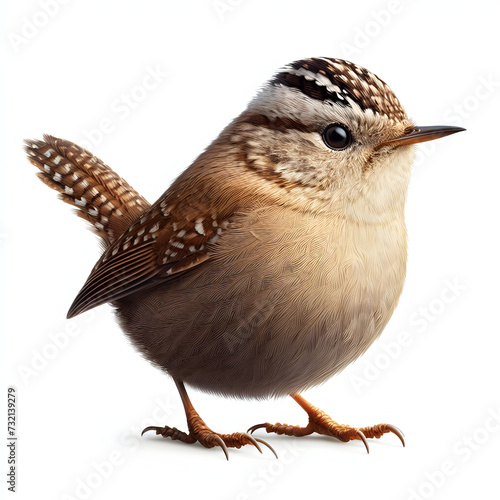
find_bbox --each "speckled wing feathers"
[66,192,227,318]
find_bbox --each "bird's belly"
[116,209,407,399]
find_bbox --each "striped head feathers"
[227,57,416,218]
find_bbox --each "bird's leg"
[142,379,277,460]
[248,394,404,454]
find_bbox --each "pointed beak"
[383,125,466,147]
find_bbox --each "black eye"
[322,124,352,150]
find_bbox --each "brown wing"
[66,195,229,318]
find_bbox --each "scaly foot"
[248,394,404,454]
[142,404,277,460]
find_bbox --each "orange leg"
[142,380,277,460]
[248,394,405,454]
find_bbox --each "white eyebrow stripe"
[286,67,342,94]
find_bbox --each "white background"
[1,1,499,499]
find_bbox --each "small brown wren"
[26,57,464,459]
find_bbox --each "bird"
[25,57,464,459]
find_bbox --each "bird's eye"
[322,124,352,150]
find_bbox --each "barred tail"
[25,135,150,247]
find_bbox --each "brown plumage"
[26,58,464,459]
[26,135,150,246]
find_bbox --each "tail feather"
[25,135,150,247]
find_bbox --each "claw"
[243,433,263,454]
[387,424,405,447]
[213,434,229,461]
[141,426,160,436]
[254,437,279,459]
[356,429,369,454]
[247,423,267,435]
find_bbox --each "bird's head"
[224,57,464,221]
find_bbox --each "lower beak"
[383,125,466,147]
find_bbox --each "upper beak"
[383,125,466,147]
